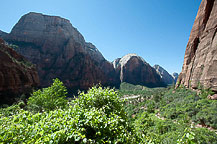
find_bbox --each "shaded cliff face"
[172,73,179,83]
[177,0,217,91]
[113,54,166,87]
[153,65,175,85]
[0,39,39,104]
[4,12,119,91]
[0,30,7,38]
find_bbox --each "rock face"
[113,54,166,87]
[0,39,39,104]
[172,73,179,83]
[0,30,7,38]
[153,65,175,85]
[3,12,119,92]
[177,0,217,91]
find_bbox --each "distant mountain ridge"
[153,65,177,85]
[113,54,166,87]
[0,12,174,94]
[2,12,119,92]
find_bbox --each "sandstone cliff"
[0,39,39,104]
[153,65,175,85]
[3,12,119,92]
[177,0,217,91]
[113,54,166,87]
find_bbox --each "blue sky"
[0,0,201,74]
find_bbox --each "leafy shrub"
[122,83,217,143]
[193,128,217,143]
[177,127,217,144]
[0,86,137,143]
[195,100,217,128]
[0,103,21,117]
[177,128,196,144]
[1,82,217,143]
[145,100,156,113]
[199,88,214,99]
[159,87,217,129]
[27,78,68,112]
[133,111,187,143]
[71,86,137,143]
[75,86,124,115]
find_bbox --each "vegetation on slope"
[0,81,217,143]
[120,82,217,143]
[0,80,136,143]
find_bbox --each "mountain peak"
[153,64,175,85]
[113,54,165,87]
[8,12,84,47]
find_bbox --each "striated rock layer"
[153,65,175,85]
[3,12,119,92]
[0,39,39,104]
[113,54,166,87]
[176,0,217,91]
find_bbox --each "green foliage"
[199,88,214,99]
[0,103,21,117]
[177,127,217,144]
[134,111,188,143]
[75,86,124,115]
[193,128,217,143]
[9,44,19,49]
[195,100,217,128]
[159,88,217,128]
[0,44,34,68]
[70,86,137,143]
[1,82,217,143]
[0,86,137,143]
[27,78,68,112]
[177,128,196,144]
[121,83,217,143]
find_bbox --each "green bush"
[177,127,217,144]
[199,88,214,99]
[71,86,137,143]
[0,86,137,143]
[193,128,217,143]
[122,83,217,143]
[27,78,68,112]
[75,86,124,114]
[133,111,188,143]
[177,128,196,144]
[1,82,217,143]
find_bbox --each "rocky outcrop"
[0,30,7,38]
[0,39,39,104]
[176,0,217,91]
[113,54,166,87]
[153,65,175,85]
[113,58,121,69]
[85,42,105,63]
[3,12,119,92]
[172,73,179,83]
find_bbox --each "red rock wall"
[114,54,166,87]
[177,0,217,91]
[4,12,119,92]
[0,39,39,104]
